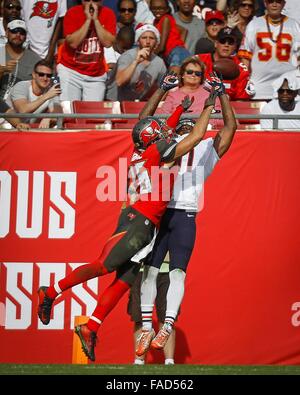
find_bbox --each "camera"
[51,75,60,87]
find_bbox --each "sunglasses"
[185,69,202,77]
[36,72,53,78]
[5,3,22,11]
[278,88,294,94]
[207,19,224,26]
[239,3,254,8]
[120,7,135,13]
[9,28,26,35]
[266,0,283,4]
[219,37,236,45]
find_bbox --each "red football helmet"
[132,116,165,150]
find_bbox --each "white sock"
[141,266,159,330]
[165,269,186,323]
[165,358,175,365]
[134,358,145,365]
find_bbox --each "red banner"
[1,130,300,364]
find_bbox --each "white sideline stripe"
[90,315,102,325]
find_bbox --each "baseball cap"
[205,10,225,24]
[217,27,237,42]
[7,19,27,32]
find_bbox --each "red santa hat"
[135,23,160,44]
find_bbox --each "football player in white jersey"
[238,0,300,99]
[135,74,238,355]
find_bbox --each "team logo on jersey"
[128,213,136,221]
[30,1,58,19]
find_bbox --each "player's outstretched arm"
[139,71,179,119]
[213,78,237,158]
[171,88,217,161]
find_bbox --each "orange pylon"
[72,316,89,364]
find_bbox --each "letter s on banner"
[48,172,77,239]
[4,262,33,329]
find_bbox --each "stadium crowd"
[0,0,299,129]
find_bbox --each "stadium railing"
[1,111,300,131]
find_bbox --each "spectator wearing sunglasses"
[20,0,67,63]
[10,59,62,127]
[117,0,137,31]
[197,27,252,99]
[260,70,300,129]
[238,0,300,100]
[195,9,225,54]
[57,0,116,101]
[0,0,22,43]
[0,19,41,100]
[159,56,223,128]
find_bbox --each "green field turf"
[1,364,300,375]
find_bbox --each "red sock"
[46,232,126,298]
[87,278,130,333]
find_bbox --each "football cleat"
[151,325,172,350]
[37,286,55,325]
[75,324,97,362]
[135,328,155,356]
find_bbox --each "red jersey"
[154,14,186,58]
[61,5,116,77]
[129,140,178,225]
[198,53,251,100]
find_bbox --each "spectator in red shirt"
[197,27,252,100]
[57,0,116,101]
[150,0,190,73]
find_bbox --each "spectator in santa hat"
[113,23,167,101]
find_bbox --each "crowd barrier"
[0,129,300,364]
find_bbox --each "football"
[213,58,240,80]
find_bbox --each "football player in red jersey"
[37,72,225,361]
[197,27,252,100]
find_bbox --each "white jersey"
[168,137,219,212]
[21,0,67,58]
[260,99,300,130]
[239,15,300,99]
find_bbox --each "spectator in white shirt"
[260,70,300,129]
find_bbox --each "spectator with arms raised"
[57,0,116,101]
[159,56,223,128]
